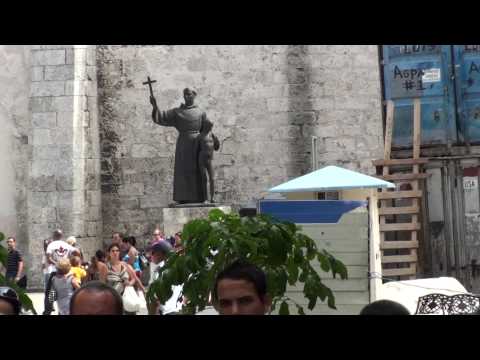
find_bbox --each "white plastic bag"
[123,286,140,313]
[137,290,148,313]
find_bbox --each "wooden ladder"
[373,99,429,280]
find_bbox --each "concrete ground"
[24,292,217,315]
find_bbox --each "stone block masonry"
[26,45,102,288]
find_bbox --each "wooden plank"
[381,240,419,249]
[380,222,421,232]
[379,205,420,215]
[383,266,416,277]
[381,254,418,264]
[372,158,428,166]
[410,170,420,276]
[384,100,395,160]
[413,98,421,159]
[379,173,430,181]
[377,190,422,199]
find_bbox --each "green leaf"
[307,295,317,310]
[296,303,306,315]
[326,287,336,309]
[287,257,299,285]
[0,247,7,265]
[267,233,289,266]
[279,300,289,315]
[0,232,4,242]
[208,208,225,221]
[293,247,303,265]
[333,259,348,280]
[317,252,331,273]
[298,268,308,283]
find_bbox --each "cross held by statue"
[143,76,157,97]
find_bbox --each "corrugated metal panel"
[382,45,457,148]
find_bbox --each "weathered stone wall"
[27,45,102,287]
[0,46,31,260]
[97,45,383,246]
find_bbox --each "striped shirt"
[6,249,22,278]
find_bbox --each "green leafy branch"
[147,209,348,315]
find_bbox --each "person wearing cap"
[0,286,21,315]
[147,240,183,315]
[150,87,212,204]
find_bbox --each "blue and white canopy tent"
[259,166,395,310]
[268,165,395,193]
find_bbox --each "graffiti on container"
[465,45,480,52]
[469,62,480,75]
[393,65,434,92]
[473,107,480,119]
[399,45,437,54]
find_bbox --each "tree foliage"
[0,232,37,314]
[147,209,347,315]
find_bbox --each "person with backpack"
[50,258,81,315]
[122,236,142,278]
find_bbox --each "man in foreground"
[213,260,271,315]
[70,281,123,315]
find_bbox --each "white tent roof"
[268,165,395,193]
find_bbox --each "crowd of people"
[1,228,417,316]
[1,227,185,315]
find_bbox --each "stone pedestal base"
[162,205,232,236]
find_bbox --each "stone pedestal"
[162,205,232,236]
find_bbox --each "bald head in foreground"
[70,281,123,315]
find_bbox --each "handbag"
[137,289,148,313]
[122,285,140,312]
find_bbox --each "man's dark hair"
[95,250,105,261]
[113,232,123,240]
[213,259,267,302]
[70,281,123,315]
[359,300,410,315]
[126,236,136,247]
[53,229,63,240]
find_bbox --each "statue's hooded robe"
[153,102,207,203]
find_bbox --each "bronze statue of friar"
[145,78,219,206]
